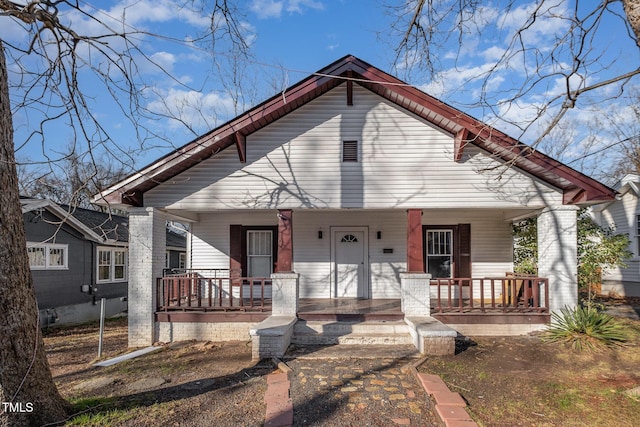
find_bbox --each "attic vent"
[342,140,358,162]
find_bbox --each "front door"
[332,227,369,298]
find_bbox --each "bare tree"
[386,0,640,147]
[0,1,251,425]
[19,145,131,210]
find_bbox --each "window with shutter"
[423,224,471,278]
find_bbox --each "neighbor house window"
[179,252,187,269]
[27,243,68,270]
[247,230,273,277]
[165,251,170,269]
[97,247,127,283]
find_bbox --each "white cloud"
[482,46,506,62]
[250,0,285,19]
[250,0,323,19]
[286,0,324,14]
[420,62,500,98]
[149,51,177,72]
[498,0,570,48]
[146,87,237,132]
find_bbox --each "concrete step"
[291,320,413,346]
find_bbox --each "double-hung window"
[97,247,127,283]
[27,243,68,270]
[247,230,273,277]
[426,229,454,278]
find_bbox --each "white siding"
[598,191,640,284]
[146,84,562,210]
[190,209,514,299]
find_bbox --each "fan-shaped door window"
[341,234,358,243]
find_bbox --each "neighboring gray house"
[21,198,185,326]
[166,224,188,272]
[591,174,640,297]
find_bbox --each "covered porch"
[127,205,573,350]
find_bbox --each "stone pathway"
[262,345,480,426]
[284,355,441,426]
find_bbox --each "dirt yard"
[418,298,640,427]
[44,318,272,426]
[42,298,640,426]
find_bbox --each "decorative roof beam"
[454,128,470,161]
[562,187,585,205]
[234,132,246,163]
[122,190,143,207]
[346,69,353,106]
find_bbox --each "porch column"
[407,209,424,272]
[277,209,293,272]
[128,207,167,347]
[273,209,298,316]
[400,273,432,317]
[537,206,578,312]
[270,273,300,316]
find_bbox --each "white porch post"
[270,273,300,316]
[400,273,432,317]
[537,206,578,312]
[128,207,167,347]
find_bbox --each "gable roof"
[22,198,128,243]
[95,55,615,207]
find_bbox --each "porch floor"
[297,298,404,321]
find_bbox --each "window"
[341,234,359,243]
[165,251,170,269]
[423,224,471,278]
[247,230,273,277]
[97,247,127,283]
[179,252,187,269]
[426,230,453,278]
[342,140,358,162]
[27,243,68,270]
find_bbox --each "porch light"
[377,231,382,239]
[318,230,323,239]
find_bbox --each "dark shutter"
[456,224,472,278]
[229,224,243,277]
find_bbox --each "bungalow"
[95,55,615,357]
[591,174,640,297]
[21,198,186,326]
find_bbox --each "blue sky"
[4,0,639,183]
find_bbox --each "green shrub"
[543,305,629,351]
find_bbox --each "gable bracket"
[454,128,470,161]
[234,132,247,163]
[122,189,143,207]
[346,69,354,106]
[563,187,585,205]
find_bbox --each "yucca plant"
[542,305,629,351]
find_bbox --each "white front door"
[332,227,369,298]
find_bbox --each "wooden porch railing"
[431,275,549,314]
[156,269,272,312]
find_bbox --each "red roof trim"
[100,55,615,207]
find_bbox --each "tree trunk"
[623,0,640,48]
[0,41,68,427]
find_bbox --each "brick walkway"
[264,345,479,426]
